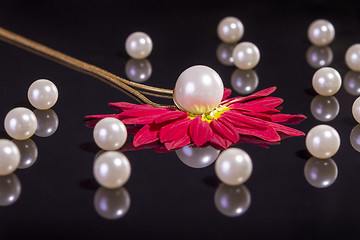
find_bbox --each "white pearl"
[93,118,127,151]
[305,125,340,159]
[33,109,59,137]
[217,16,244,43]
[230,69,259,95]
[310,95,339,122]
[0,139,20,176]
[94,187,130,220]
[93,151,131,189]
[0,174,21,206]
[312,67,342,96]
[12,139,38,169]
[215,148,252,186]
[304,157,338,188]
[306,45,333,68]
[232,42,260,70]
[216,43,235,66]
[344,71,360,96]
[173,65,224,115]
[28,79,58,110]
[350,124,360,152]
[175,145,220,168]
[4,107,38,140]
[307,19,335,46]
[125,32,152,59]
[345,44,360,72]
[125,58,152,82]
[352,96,360,123]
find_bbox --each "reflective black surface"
[0,1,360,239]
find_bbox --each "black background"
[0,0,360,239]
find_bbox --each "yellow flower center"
[188,105,230,123]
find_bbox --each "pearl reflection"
[33,109,59,137]
[175,145,220,168]
[94,187,130,220]
[12,139,38,169]
[0,174,21,206]
[306,45,333,68]
[230,69,259,95]
[216,42,235,66]
[350,124,360,152]
[125,58,152,83]
[304,157,338,188]
[214,183,251,217]
[310,95,339,122]
[344,71,360,96]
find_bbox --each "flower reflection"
[94,186,131,220]
[344,71,360,96]
[306,45,333,68]
[350,124,360,152]
[0,174,21,206]
[12,139,38,169]
[216,42,235,66]
[33,109,59,137]
[310,95,339,122]
[230,69,259,95]
[176,145,220,168]
[214,183,251,217]
[125,58,152,83]
[304,157,338,188]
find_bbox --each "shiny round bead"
[345,44,360,72]
[305,125,340,159]
[310,95,339,122]
[175,145,220,168]
[344,71,360,96]
[0,174,21,206]
[230,69,259,95]
[350,124,360,152]
[93,151,131,189]
[306,45,333,68]
[33,109,59,137]
[125,32,152,59]
[307,19,335,46]
[215,148,252,186]
[4,107,37,140]
[352,96,360,123]
[217,16,244,43]
[125,58,152,82]
[312,67,342,96]
[0,139,20,176]
[216,42,235,66]
[304,157,338,188]
[232,42,260,70]
[12,139,38,169]
[93,118,127,151]
[173,65,224,115]
[27,79,58,110]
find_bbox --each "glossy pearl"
[33,109,59,137]
[352,96,360,123]
[125,32,152,59]
[125,58,152,82]
[175,145,220,168]
[94,187,130,220]
[93,151,131,189]
[215,148,252,186]
[216,42,235,66]
[232,42,260,70]
[310,95,339,122]
[304,157,337,188]
[350,124,360,152]
[12,139,38,169]
[173,65,224,115]
[306,45,333,68]
[4,107,37,140]
[93,118,127,151]
[28,79,58,110]
[345,44,360,72]
[312,67,342,96]
[305,125,340,159]
[307,19,335,46]
[217,16,244,43]
[344,71,360,96]
[0,139,20,176]
[214,184,251,217]
[230,69,259,95]
[0,174,21,206]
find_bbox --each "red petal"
[222,88,232,101]
[231,103,280,113]
[121,113,168,124]
[209,134,233,149]
[269,122,305,136]
[133,125,159,147]
[222,111,267,129]
[221,87,277,105]
[244,97,283,109]
[164,135,191,150]
[189,116,213,146]
[119,108,169,118]
[109,102,156,111]
[154,111,188,124]
[271,114,306,125]
[159,117,191,142]
[235,126,281,142]
[211,118,239,143]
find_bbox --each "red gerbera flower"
[86,87,306,151]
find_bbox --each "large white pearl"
[125,32,153,59]
[352,96,360,123]
[217,16,244,43]
[305,125,340,159]
[93,118,127,151]
[93,151,131,189]
[28,79,58,110]
[173,65,224,114]
[215,148,253,186]
[312,67,342,96]
[232,42,260,70]
[307,19,335,46]
[0,139,20,176]
[304,157,338,188]
[175,145,220,168]
[0,174,21,206]
[12,139,38,169]
[345,44,360,72]
[4,107,38,140]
